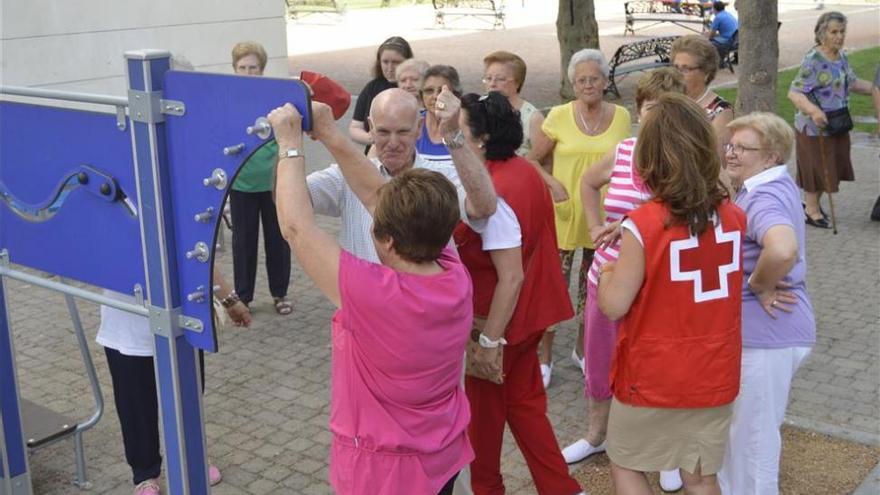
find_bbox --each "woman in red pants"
[454,92,585,495]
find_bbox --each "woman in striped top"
[561,69,686,485]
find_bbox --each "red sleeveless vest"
[453,157,573,345]
[611,200,746,408]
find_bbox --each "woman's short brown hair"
[727,112,795,165]
[636,93,728,236]
[671,35,719,84]
[635,67,686,111]
[483,50,527,93]
[372,168,460,263]
[231,41,267,71]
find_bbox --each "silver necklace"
[577,102,604,135]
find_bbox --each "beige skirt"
[606,398,732,475]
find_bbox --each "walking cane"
[816,133,838,235]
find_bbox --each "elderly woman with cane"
[787,11,873,230]
[717,112,816,495]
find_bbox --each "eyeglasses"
[481,75,510,84]
[723,143,764,156]
[574,76,604,87]
[673,64,701,74]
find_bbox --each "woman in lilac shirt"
[718,113,816,495]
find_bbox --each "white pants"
[718,346,812,495]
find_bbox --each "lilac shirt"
[734,165,816,348]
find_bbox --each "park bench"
[624,1,712,36]
[285,0,345,20]
[432,0,505,30]
[605,35,678,99]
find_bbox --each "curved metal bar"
[0,167,137,223]
[0,85,128,108]
[62,285,103,490]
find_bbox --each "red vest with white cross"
[611,199,746,409]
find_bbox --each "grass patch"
[716,46,879,133]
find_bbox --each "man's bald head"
[367,88,423,175]
[369,88,420,126]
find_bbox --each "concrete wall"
[0,0,289,96]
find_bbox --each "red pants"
[465,333,582,495]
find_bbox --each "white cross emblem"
[669,219,740,303]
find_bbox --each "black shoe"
[803,202,829,220]
[805,214,831,229]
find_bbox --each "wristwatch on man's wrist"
[442,129,466,150]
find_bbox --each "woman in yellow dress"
[529,48,632,388]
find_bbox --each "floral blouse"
[790,48,857,136]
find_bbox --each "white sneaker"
[571,348,585,374]
[540,362,553,388]
[561,438,605,464]
[659,469,683,492]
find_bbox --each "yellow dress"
[542,102,632,250]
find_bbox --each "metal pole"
[125,49,209,495]
[0,275,32,495]
[0,266,148,318]
[0,85,128,108]
[62,290,103,490]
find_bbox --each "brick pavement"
[5,1,879,494]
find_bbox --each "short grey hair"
[814,11,847,45]
[396,58,429,81]
[567,49,610,84]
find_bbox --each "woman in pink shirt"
[268,101,475,495]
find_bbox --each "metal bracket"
[115,105,127,131]
[0,248,9,267]
[178,315,204,333]
[148,305,182,338]
[160,99,185,116]
[128,90,163,124]
[127,91,185,124]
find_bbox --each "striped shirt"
[587,138,652,285]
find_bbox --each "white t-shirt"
[468,198,522,251]
[95,291,153,357]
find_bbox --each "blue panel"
[162,71,311,351]
[0,103,143,295]
[0,283,27,478]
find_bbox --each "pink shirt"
[588,138,652,285]
[329,248,474,494]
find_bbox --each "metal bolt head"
[100,183,111,195]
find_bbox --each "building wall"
[0,0,288,96]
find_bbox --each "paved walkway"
[6,1,880,493]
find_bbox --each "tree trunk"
[556,0,599,101]
[734,0,779,114]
